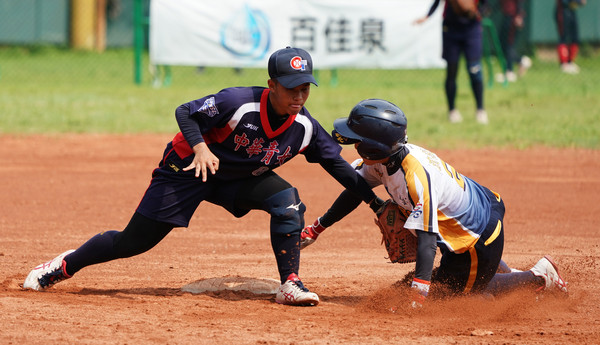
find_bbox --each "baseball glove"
[374,200,418,264]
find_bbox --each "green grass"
[1,46,598,149]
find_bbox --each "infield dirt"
[1,134,599,344]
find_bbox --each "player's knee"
[467,61,483,83]
[99,230,121,246]
[264,187,305,235]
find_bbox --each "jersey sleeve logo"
[197,97,219,117]
[411,203,423,219]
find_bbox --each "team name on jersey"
[233,132,293,166]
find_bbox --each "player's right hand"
[410,278,430,309]
[300,218,326,249]
[184,142,219,182]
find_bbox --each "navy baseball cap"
[268,46,318,88]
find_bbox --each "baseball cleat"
[476,109,489,125]
[275,274,319,306]
[448,109,463,123]
[23,249,75,291]
[530,255,568,294]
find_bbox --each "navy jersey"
[171,86,342,181]
[428,0,484,27]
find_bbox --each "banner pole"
[133,0,144,85]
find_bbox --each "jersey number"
[443,161,466,190]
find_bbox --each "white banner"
[149,0,444,69]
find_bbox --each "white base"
[182,276,280,294]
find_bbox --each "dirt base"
[1,134,599,344]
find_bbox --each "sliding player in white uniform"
[301,98,568,306]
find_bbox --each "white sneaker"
[476,109,488,125]
[448,109,463,123]
[23,250,75,291]
[519,56,532,76]
[495,73,506,83]
[568,62,580,74]
[506,71,517,82]
[530,255,568,294]
[520,56,532,69]
[561,63,579,74]
[275,274,319,306]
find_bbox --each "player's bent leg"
[264,187,305,282]
[484,270,540,295]
[264,188,319,306]
[24,212,174,291]
[112,212,174,258]
[66,212,173,274]
[485,256,568,295]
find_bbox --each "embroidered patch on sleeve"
[197,97,219,117]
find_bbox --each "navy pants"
[434,189,505,294]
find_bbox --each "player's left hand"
[184,142,219,181]
[374,200,417,263]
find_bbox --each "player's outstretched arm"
[301,190,382,249]
[414,0,441,25]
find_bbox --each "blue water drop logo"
[220,5,271,61]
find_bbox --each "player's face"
[268,80,311,115]
[362,157,389,165]
[354,143,390,165]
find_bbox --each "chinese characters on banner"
[150,0,444,69]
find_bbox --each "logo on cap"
[290,56,308,71]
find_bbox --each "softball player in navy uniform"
[301,99,568,306]
[23,47,381,306]
[414,0,488,124]
[555,0,586,74]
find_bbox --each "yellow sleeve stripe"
[402,154,434,231]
